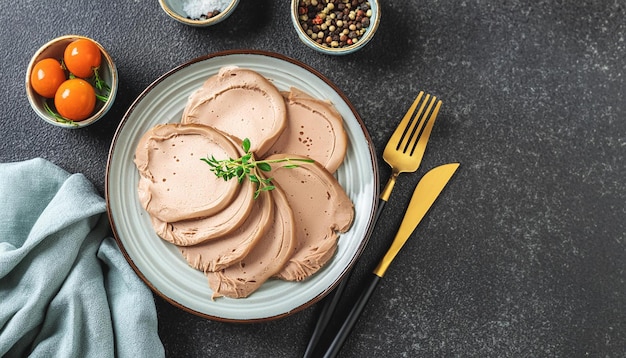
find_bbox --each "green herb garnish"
[66,64,110,103]
[201,138,314,198]
[92,67,111,103]
[43,101,79,126]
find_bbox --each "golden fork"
[379,91,443,204]
[303,91,443,358]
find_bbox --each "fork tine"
[406,95,437,154]
[409,98,441,161]
[388,91,423,150]
[399,93,432,153]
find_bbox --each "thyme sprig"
[43,101,79,126]
[67,68,110,103]
[92,67,111,102]
[201,138,314,198]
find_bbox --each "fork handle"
[373,198,387,224]
[322,273,382,358]
[380,171,399,201]
[302,198,386,358]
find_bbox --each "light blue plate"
[106,50,379,322]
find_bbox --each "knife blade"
[373,162,460,277]
[321,162,460,358]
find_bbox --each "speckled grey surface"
[1,1,624,357]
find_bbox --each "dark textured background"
[1,1,624,357]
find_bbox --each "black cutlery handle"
[303,199,387,358]
[373,198,387,226]
[322,273,382,358]
[302,277,347,358]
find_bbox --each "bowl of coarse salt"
[159,0,240,27]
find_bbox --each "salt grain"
[183,0,232,19]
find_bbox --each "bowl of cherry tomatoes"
[26,35,118,128]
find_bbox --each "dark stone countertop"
[1,1,624,357]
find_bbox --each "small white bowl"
[159,0,240,27]
[291,0,380,55]
[25,35,118,129]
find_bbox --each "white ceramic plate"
[106,50,379,322]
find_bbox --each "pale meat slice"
[181,66,287,157]
[134,123,240,222]
[265,88,348,173]
[150,176,255,246]
[179,185,274,272]
[266,154,354,281]
[208,187,297,299]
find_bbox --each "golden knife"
[322,162,460,358]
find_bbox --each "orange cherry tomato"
[30,58,66,98]
[54,78,96,121]
[64,39,102,78]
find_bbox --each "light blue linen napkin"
[0,158,165,358]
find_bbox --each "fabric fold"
[0,158,164,358]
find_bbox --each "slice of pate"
[134,123,240,222]
[266,154,355,282]
[179,184,274,272]
[181,66,287,157]
[150,175,255,246]
[208,187,297,299]
[265,88,348,173]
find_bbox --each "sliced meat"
[179,185,274,272]
[265,88,348,173]
[208,186,297,299]
[266,154,354,281]
[150,176,255,246]
[181,66,287,157]
[134,123,240,222]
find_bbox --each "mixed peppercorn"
[186,10,221,20]
[297,0,373,49]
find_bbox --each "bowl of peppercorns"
[159,0,240,27]
[291,0,379,55]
